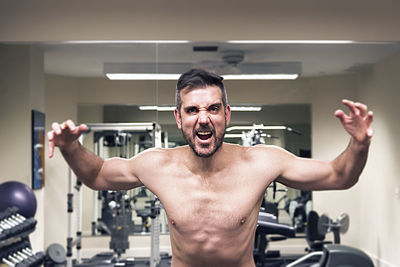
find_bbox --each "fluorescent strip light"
[106,73,181,80]
[139,106,262,112]
[138,106,158,111]
[156,106,176,111]
[226,125,287,132]
[106,73,298,80]
[227,40,355,44]
[139,106,176,111]
[230,106,262,112]
[64,40,189,44]
[225,133,273,138]
[222,74,298,80]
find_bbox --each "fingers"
[342,99,359,116]
[78,123,89,133]
[47,131,55,158]
[52,122,62,134]
[366,111,374,138]
[48,120,87,158]
[334,109,346,122]
[342,99,370,119]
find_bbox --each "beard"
[180,120,226,158]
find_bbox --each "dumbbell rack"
[0,207,44,267]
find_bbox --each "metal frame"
[66,122,163,267]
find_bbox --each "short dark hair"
[175,68,228,112]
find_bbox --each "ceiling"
[40,41,400,79]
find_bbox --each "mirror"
[78,102,311,236]
[42,41,400,236]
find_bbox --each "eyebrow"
[184,102,223,111]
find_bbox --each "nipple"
[240,217,246,224]
[171,219,176,226]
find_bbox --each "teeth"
[198,131,211,135]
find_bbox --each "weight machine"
[66,122,167,267]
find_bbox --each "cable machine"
[66,122,165,267]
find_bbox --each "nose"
[198,108,210,124]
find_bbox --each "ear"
[225,105,231,126]
[174,108,182,129]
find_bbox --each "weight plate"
[318,214,330,236]
[46,243,66,264]
[338,213,350,234]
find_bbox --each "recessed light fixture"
[106,73,181,80]
[106,73,298,80]
[63,40,190,44]
[139,106,262,112]
[227,40,355,44]
[223,74,298,80]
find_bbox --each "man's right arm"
[48,120,143,190]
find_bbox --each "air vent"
[193,46,219,52]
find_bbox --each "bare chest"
[156,169,267,231]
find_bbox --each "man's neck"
[184,143,229,174]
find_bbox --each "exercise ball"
[0,181,37,218]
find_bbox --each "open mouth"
[196,131,212,141]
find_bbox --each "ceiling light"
[222,74,298,80]
[106,73,181,80]
[225,133,274,139]
[230,106,262,111]
[106,73,298,80]
[227,40,355,44]
[139,106,262,112]
[139,106,176,111]
[226,125,301,135]
[63,40,190,44]
[226,125,287,132]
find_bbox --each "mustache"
[194,126,215,134]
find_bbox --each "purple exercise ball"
[0,181,37,218]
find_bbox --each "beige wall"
[0,0,400,41]
[312,54,400,266]
[0,45,45,251]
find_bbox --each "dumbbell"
[0,218,36,241]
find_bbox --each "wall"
[0,0,400,41]
[356,54,400,266]
[312,54,400,267]
[0,45,45,251]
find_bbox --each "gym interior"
[1,1,400,266]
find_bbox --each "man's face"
[174,86,231,158]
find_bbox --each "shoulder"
[242,144,290,158]
[220,143,291,163]
[132,146,186,166]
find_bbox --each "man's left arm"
[276,99,373,190]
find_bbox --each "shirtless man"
[48,68,373,267]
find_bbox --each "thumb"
[334,109,346,123]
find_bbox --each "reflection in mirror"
[79,103,312,235]
[67,41,400,238]
[79,121,169,237]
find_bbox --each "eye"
[208,105,220,113]
[185,107,198,114]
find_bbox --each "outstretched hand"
[335,99,373,145]
[47,120,88,158]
